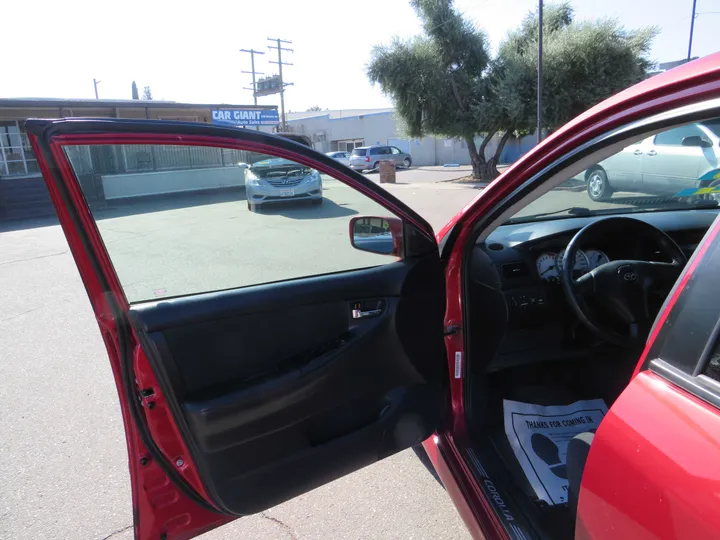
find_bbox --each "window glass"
[654,124,705,146]
[351,148,366,156]
[505,118,720,225]
[642,218,720,374]
[702,119,720,138]
[391,147,401,154]
[63,143,400,303]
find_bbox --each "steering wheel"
[561,217,687,347]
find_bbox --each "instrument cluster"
[535,249,609,282]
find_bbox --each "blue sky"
[3,0,717,111]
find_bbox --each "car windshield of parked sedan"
[505,119,720,224]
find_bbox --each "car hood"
[249,159,316,179]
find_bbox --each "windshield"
[351,148,367,156]
[251,158,296,168]
[505,119,720,225]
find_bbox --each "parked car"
[585,120,720,201]
[242,132,322,210]
[325,151,350,166]
[348,145,412,172]
[25,53,720,540]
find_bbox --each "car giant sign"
[211,109,280,126]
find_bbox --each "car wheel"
[247,201,253,212]
[403,157,412,168]
[412,444,442,486]
[587,168,613,201]
[372,161,380,171]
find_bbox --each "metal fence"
[65,144,250,176]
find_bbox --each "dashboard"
[467,210,718,371]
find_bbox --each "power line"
[240,48,265,105]
[268,37,294,131]
[240,48,266,131]
[537,0,543,144]
[688,0,698,62]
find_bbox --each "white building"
[268,108,538,167]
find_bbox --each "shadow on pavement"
[0,214,60,233]
[95,188,246,221]
[0,188,248,232]
[256,198,358,220]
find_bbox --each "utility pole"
[240,48,265,130]
[268,37,294,131]
[688,0,698,62]
[93,78,101,99]
[537,0,543,144]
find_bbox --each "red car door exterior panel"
[578,215,720,539]
[578,371,720,540]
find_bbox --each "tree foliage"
[142,86,153,100]
[131,81,139,100]
[368,1,657,179]
[306,105,324,111]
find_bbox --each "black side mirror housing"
[681,135,713,148]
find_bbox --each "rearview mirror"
[350,216,403,257]
[681,136,713,148]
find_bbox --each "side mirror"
[237,162,250,169]
[681,136,713,148]
[349,216,403,257]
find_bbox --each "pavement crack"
[260,512,299,540]
[0,250,68,266]
[0,305,47,324]
[101,524,133,540]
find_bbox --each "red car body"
[26,52,720,540]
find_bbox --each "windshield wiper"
[506,206,592,223]
[624,199,720,213]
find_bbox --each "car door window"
[643,216,720,387]
[390,147,401,155]
[63,142,402,303]
[654,124,708,146]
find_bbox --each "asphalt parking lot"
[0,166,641,539]
[0,169,477,540]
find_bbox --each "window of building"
[335,139,364,152]
[0,121,39,177]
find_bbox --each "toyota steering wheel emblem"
[623,272,637,282]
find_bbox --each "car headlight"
[303,170,321,184]
[245,169,262,187]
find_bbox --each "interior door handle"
[646,150,657,156]
[352,308,382,319]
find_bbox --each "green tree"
[142,86,153,100]
[368,1,656,180]
[306,105,324,111]
[131,81,139,100]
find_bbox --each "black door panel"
[127,256,447,515]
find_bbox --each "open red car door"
[27,119,448,540]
